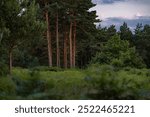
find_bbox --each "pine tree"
[119,22,133,45]
[1,0,44,74]
[44,0,53,67]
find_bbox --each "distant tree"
[107,25,117,38]
[134,23,143,35]
[92,35,145,68]
[134,24,150,68]
[119,22,133,45]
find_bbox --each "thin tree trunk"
[64,29,68,69]
[45,2,52,67]
[56,12,60,67]
[9,49,13,75]
[72,20,76,68]
[69,22,73,68]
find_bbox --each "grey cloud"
[132,0,150,4]
[92,0,125,4]
[93,0,150,4]
[100,16,150,31]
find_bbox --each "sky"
[91,0,150,31]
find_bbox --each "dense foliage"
[0,66,150,100]
[0,0,150,70]
[92,35,145,68]
[0,0,150,100]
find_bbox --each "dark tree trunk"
[69,22,73,68]
[9,49,13,75]
[72,20,76,68]
[64,29,68,69]
[56,12,60,67]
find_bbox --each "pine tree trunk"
[72,20,76,68]
[56,12,60,67]
[45,1,52,67]
[9,49,13,75]
[64,29,68,69]
[69,22,73,68]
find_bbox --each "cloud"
[93,0,150,5]
[100,16,150,31]
[92,0,150,31]
[92,0,126,4]
[91,0,150,20]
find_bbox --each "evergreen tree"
[107,25,117,38]
[134,24,150,68]
[119,22,133,45]
[0,0,44,74]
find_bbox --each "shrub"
[31,66,63,72]
[13,49,40,68]
[2,67,150,100]
[0,62,9,76]
[12,70,47,96]
[85,65,144,99]
[0,77,16,99]
[41,70,88,99]
[12,69,56,99]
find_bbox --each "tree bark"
[9,49,13,75]
[72,20,76,68]
[56,12,60,67]
[69,22,73,68]
[64,29,68,69]
[45,1,52,67]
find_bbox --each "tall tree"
[63,27,68,68]
[72,20,77,67]
[53,1,62,67]
[69,21,73,68]
[44,0,53,67]
[56,11,60,67]
[1,0,44,74]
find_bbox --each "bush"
[0,62,9,76]
[12,70,49,98]
[40,70,88,99]
[1,67,149,100]
[0,77,16,99]
[31,66,63,72]
[12,68,57,99]
[85,65,146,99]
[13,49,40,68]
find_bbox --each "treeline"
[92,23,150,69]
[0,0,150,75]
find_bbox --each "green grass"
[0,65,150,100]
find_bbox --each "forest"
[0,0,150,100]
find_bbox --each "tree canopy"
[0,0,150,75]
